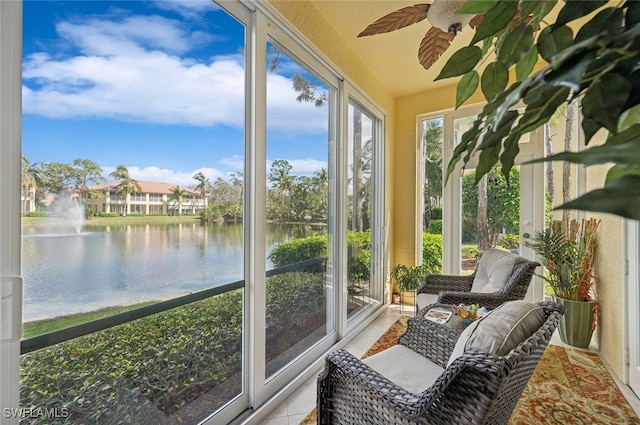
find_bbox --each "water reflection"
[22,221,319,321]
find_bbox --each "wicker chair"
[416,249,540,313]
[317,301,564,425]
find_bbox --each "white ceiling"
[313,0,476,98]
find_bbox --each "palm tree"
[422,119,443,226]
[168,185,187,215]
[193,172,210,213]
[21,155,42,215]
[268,160,294,221]
[108,165,140,216]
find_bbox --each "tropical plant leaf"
[537,25,574,63]
[553,0,607,29]
[574,7,623,44]
[499,133,521,179]
[581,116,602,145]
[527,138,640,166]
[498,22,534,67]
[518,84,570,134]
[418,27,455,70]
[582,73,630,133]
[481,61,508,101]
[476,144,501,183]
[457,0,497,15]
[456,71,479,108]
[357,4,431,37]
[435,46,482,80]
[556,175,640,220]
[515,46,539,81]
[545,49,595,91]
[605,164,640,185]
[471,0,519,44]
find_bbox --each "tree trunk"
[562,101,575,229]
[353,109,364,232]
[477,174,491,251]
[544,122,555,208]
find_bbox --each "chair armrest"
[399,314,460,368]
[416,274,474,295]
[317,348,434,422]
[438,291,509,310]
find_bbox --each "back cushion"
[470,249,516,293]
[447,301,546,367]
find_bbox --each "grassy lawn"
[22,301,156,339]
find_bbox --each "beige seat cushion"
[416,292,439,312]
[447,300,546,367]
[470,249,516,293]
[363,345,444,394]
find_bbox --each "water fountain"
[44,194,87,236]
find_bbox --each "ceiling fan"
[358,1,481,70]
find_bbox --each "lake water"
[21,220,318,322]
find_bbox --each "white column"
[0,1,23,423]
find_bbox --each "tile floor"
[258,305,640,425]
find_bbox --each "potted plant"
[390,264,429,306]
[531,218,601,347]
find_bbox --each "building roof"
[88,180,200,196]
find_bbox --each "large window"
[9,1,386,423]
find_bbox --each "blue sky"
[22,0,329,188]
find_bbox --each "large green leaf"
[545,49,595,91]
[556,175,640,220]
[479,109,518,150]
[497,23,534,67]
[476,144,502,183]
[582,73,631,133]
[537,25,574,63]
[499,133,522,179]
[581,116,603,145]
[471,1,519,45]
[627,0,640,26]
[521,0,557,27]
[528,138,640,166]
[574,7,623,44]
[553,0,607,29]
[435,46,482,80]
[457,0,497,15]
[456,71,480,108]
[606,165,640,185]
[515,46,539,81]
[481,62,508,101]
[518,84,570,134]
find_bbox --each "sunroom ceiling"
[312,0,476,98]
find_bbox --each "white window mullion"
[247,8,268,409]
[0,1,23,423]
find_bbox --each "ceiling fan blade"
[418,27,455,70]
[358,4,431,37]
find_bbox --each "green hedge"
[21,269,326,424]
[422,232,443,274]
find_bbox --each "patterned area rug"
[301,316,640,425]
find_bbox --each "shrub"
[268,234,327,272]
[430,207,442,220]
[26,211,47,217]
[422,232,443,274]
[427,219,442,234]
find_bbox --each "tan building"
[84,180,206,216]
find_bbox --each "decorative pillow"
[470,249,517,293]
[447,300,546,367]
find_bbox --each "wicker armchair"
[317,301,564,425]
[416,249,540,313]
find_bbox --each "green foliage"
[348,250,370,283]
[498,233,520,251]
[440,0,640,219]
[422,232,443,274]
[21,290,243,424]
[266,271,325,327]
[26,211,47,217]
[430,207,442,220]
[426,219,442,234]
[461,168,520,243]
[268,234,327,270]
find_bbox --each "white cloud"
[219,155,244,172]
[22,8,328,134]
